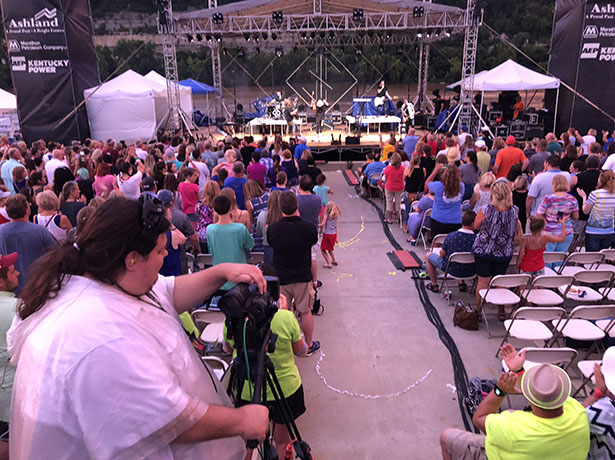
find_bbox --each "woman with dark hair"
[116,160,145,200]
[8,196,268,458]
[163,172,183,214]
[425,163,465,236]
[52,166,75,197]
[560,144,578,173]
[459,150,481,201]
[244,180,268,252]
[267,154,286,188]
[572,154,601,222]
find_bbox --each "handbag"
[453,300,479,331]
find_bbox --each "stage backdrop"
[549,0,615,133]
[0,0,99,143]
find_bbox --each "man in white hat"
[441,344,589,460]
[474,139,491,181]
[583,346,615,459]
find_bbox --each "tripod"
[227,328,312,460]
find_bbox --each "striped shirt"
[536,193,578,235]
[587,189,615,234]
[260,157,274,186]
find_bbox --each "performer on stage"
[513,95,525,120]
[284,98,298,135]
[375,80,392,116]
[311,96,329,138]
[401,99,415,133]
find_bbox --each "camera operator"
[223,293,308,460]
[7,196,268,460]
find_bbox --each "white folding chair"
[550,305,615,357]
[479,274,531,338]
[367,172,382,198]
[557,252,605,276]
[201,356,230,381]
[399,192,408,229]
[559,270,614,304]
[185,252,196,273]
[501,346,578,372]
[438,252,476,293]
[522,275,574,306]
[497,306,566,356]
[191,308,226,346]
[542,252,567,275]
[572,359,602,397]
[594,249,615,272]
[417,208,432,250]
[195,253,214,270]
[429,234,447,254]
[247,252,265,265]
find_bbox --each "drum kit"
[266,97,299,120]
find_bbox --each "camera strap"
[112,282,167,315]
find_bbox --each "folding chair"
[497,306,566,356]
[417,208,432,250]
[557,252,605,276]
[185,252,196,273]
[367,173,382,198]
[542,252,567,273]
[506,252,519,274]
[501,347,578,373]
[594,249,615,272]
[478,274,531,338]
[438,252,476,294]
[201,356,230,381]
[522,275,574,307]
[247,252,265,265]
[195,253,213,270]
[559,270,614,304]
[550,305,615,357]
[429,234,447,254]
[191,308,226,347]
[572,359,602,397]
[399,192,408,229]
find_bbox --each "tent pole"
[553,86,560,133]
[480,90,485,121]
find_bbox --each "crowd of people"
[0,133,342,458]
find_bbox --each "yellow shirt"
[485,398,589,460]
[382,144,396,160]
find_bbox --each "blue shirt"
[402,135,419,156]
[294,144,309,160]
[364,161,386,185]
[223,176,248,210]
[312,185,330,206]
[442,229,476,277]
[207,222,254,290]
[1,159,21,195]
[428,181,465,224]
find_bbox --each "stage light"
[197,33,204,42]
[187,34,194,43]
[378,45,384,53]
[215,34,221,42]
[272,11,284,24]
[426,31,431,38]
[237,48,245,57]
[385,31,391,39]
[272,32,278,40]
[417,31,423,38]
[244,33,250,41]
[222,47,228,55]
[275,47,284,57]
[301,31,307,40]
[413,6,424,18]
[355,48,362,56]
[262,32,268,40]
[254,34,260,42]
[329,30,335,39]
[353,8,364,21]
[445,29,452,37]
[319,31,325,39]
[212,13,224,25]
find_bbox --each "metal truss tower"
[157,0,181,131]
[459,0,480,133]
[415,0,434,115]
[209,0,223,119]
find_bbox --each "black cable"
[360,189,475,431]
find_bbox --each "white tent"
[84,70,168,142]
[446,70,489,90]
[0,88,19,136]
[0,88,17,112]
[144,70,194,119]
[479,59,560,91]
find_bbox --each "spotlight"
[254,34,260,42]
[272,10,284,24]
[319,31,325,39]
[215,34,221,42]
[378,45,384,53]
[197,33,204,42]
[355,48,362,56]
[262,32,268,40]
[413,6,424,18]
[417,31,423,38]
[272,32,278,40]
[187,34,194,43]
[301,31,307,40]
[275,47,284,57]
[445,29,452,37]
[237,48,245,57]
[222,47,228,55]
[385,31,391,39]
[244,33,250,41]
[426,31,431,38]
[212,13,224,24]
[353,8,364,21]
[329,30,335,39]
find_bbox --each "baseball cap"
[600,346,615,394]
[157,189,173,206]
[506,135,516,145]
[475,140,486,149]
[299,136,307,143]
[0,252,17,269]
[520,363,571,410]
[142,176,156,192]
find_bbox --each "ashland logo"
[9,8,59,29]
[592,3,615,13]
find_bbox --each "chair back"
[191,308,226,330]
[573,270,614,286]
[531,275,574,290]
[601,249,615,265]
[421,208,432,228]
[521,347,578,367]
[543,252,567,265]
[368,173,382,186]
[512,306,566,322]
[185,252,196,273]
[430,234,447,250]
[248,252,265,264]
[447,252,475,265]
[196,254,213,269]
[569,305,615,322]
[410,200,419,212]
[490,274,531,289]
[564,252,605,268]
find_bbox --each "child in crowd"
[470,172,495,214]
[320,201,341,268]
[517,215,567,276]
[271,171,290,192]
[512,175,528,232]
[177,167,200,225]
[313,174,333,220]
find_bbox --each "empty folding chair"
[185,252,196,273]
[542,252,567,276]
[195,253,213,271]
[201,356,230,381]
[438,252,476,293]
[550,305,615,357]
[497,306,566,356]
[559,270,614,304]
[522,275,574,307]
[501,347,578,373]
[557,251,605,276]
[417,208,432,250]
[478,274,531,337]
[191,308,226,348]
[594,249,615,272]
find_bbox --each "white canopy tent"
[84,70,168,143]
[144,70,194,119]
[0,88,19,137]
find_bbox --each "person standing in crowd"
[281,150,299,187]
[1,148,22,195]
[459,151,481,202]
[546,132,563,155]
[256,190,283,266]
[44,149,68,188]
[402,127,419,156]
[34,191,72,241]
[268,191,320,356]
[535,175,579,254]
[7,196,268,459]
[383,153,405,224]
[319,201,341,269]
[528,139,551,176]
[312,174,333,209]
[247,151,267,190]
[512,175,528,231]
[517,216,567,277]
[177,167,200,224]
[59,181,86,227]
[474,140,490,180]
[194,181,220,253]
[297,175,322,289]
[560,144,578,173]
[92,162,115,199]
[578,170,615,251]
[224,162,248,211]
[220,188,251,231]
[187,148,210,198]
[244,180,268,252]
[493,136,528,179]
[116,160,145,200]
[470,172,495,215]
[526,155,571,219]
[426,164,464,237]
[0,194,55,293]
[472,181,521,317]
[293,136,310,160]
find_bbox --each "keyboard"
[353,98,372,103]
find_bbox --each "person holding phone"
[535,174,579,254]
[115,158,145,200]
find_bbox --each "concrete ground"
[293,163,509,460]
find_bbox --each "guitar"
[374,96,386,107]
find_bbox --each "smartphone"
[557,211,564,220]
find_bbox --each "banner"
[549,0,615,132]
[0,0,99,143]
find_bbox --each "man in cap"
[474,139,491,180]
[493,135,529,179]
[440,344,589,460]
[294,136,310,160]
[583,346,615,459]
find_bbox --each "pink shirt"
[93,174,115,197]
[247,162,267,189]
[178,181,200,215]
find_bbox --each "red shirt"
[384,165,405,192]
[178,181,200,215]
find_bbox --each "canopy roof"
[84,69,167,98]
[179,78,217,95]
[145,71,193,95]
[449,60,560,92]
[0,88,16,111]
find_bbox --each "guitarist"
[311,95,329,138]
[375,80,392,116]
[401,99,415,133]
[284,98,298,134]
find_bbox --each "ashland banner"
[549,0,615,132]
[0,0,99,143]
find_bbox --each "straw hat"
[521,363,571,410]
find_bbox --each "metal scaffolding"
[157,0,182,131]
[458,0,480,133]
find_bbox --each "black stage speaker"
[526,125,545,139]
[345,136,360,145]
[495,125,509,137]
[426,116,437,130]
